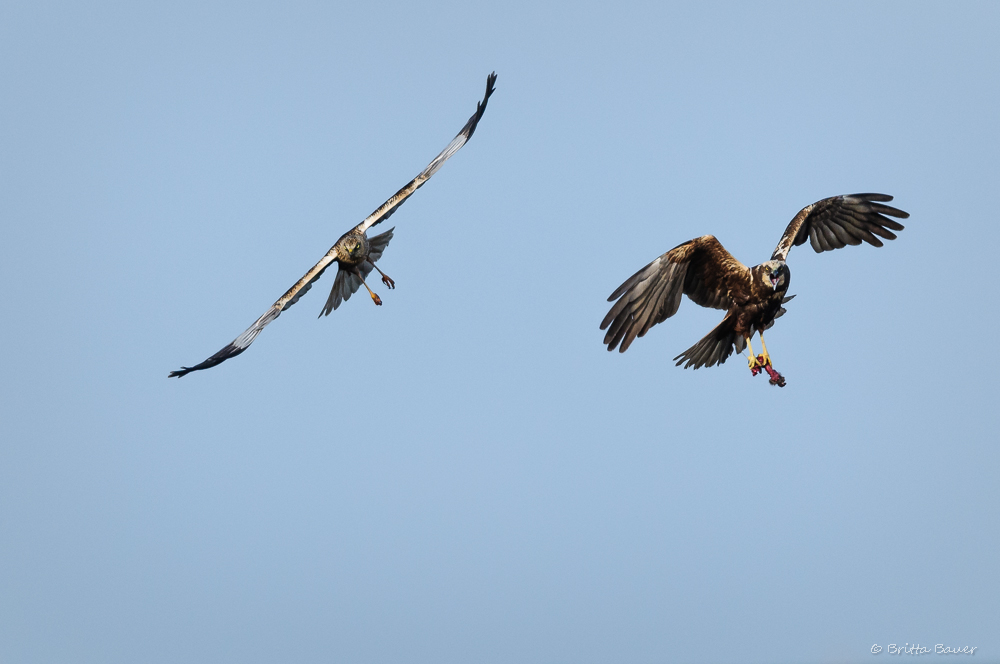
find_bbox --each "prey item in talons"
[748,354,786,386]
[761,358,786,387]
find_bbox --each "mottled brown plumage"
[601,193,909,378]
[169,73,497,378]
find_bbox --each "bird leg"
[756,332,785,387]
[745,336,764,373]
[759,333,773,367]
[366,259,395,289]
[355,270,382,306]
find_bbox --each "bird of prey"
[169,72,497,378]
[600,194,909,386]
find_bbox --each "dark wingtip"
[479,72,498,113]
[850,193,894,202]
[168,367,191,378]
[466,72,497,141]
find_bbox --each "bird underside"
[319,228,396,315]
[671,297,794,387]
[673,328,787,387]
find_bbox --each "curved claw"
[381,274,395,289]
[749,354,776,377]
[371,292,382,306]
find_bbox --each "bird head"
[350,240,364,257]
[761,260,787,290]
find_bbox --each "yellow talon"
[745,335,761,369]
[759,334,773,367]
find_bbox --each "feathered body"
[319,227,395,315]
[169,73,497,378]
[601,193,908,373]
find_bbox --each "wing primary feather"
[168,305,281,378]
[352,72,496,236]
[772,193,908,260]
[608,258,658,301]
[827,221,858,247]
[850,193,894,202]
[607,316,632,352]
[864,223,897,241]
[818,222,844,250]
[869,203,909,222]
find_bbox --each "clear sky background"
[2,2,997,662]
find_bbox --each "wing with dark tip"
[168,250,338,377]
[169,73,497,378]
[351,72,497,236]
[771,193,909,261]
[600,235,751,353]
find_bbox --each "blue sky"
[1,2,997,662]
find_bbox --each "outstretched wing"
[319,227,395,316]
[601,235,751,353]
[168,249,339,377]
[771,193,909,261]
[350,72,496,237]
[169,73,497,378]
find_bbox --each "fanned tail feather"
[319,227,394,316]
[673,315,741,369]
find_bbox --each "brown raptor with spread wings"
[600,194,909,386]
[170,73,496,377]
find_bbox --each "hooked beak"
[769,273,780,289]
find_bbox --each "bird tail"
[366,227,394,263]
[673,314,742,369]
[318,228,395,317]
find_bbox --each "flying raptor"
[600,194,909,386]
[170,73,497,377]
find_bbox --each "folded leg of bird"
[356,270,382,306]
[745,336,764,372]
[759,333,773,367]
[754,333,784,385]
[367,259,395,289]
